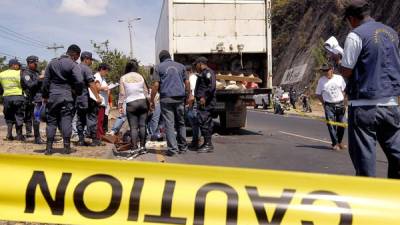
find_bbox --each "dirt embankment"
[272,0,400,92]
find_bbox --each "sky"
[0,0,163,65]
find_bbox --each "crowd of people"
[0,45,216,157]
[0,0,399,179]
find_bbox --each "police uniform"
[21,56,43,144]
[76,52,98,146]
[194,57,216,153]
[42,55,84,154]
[0,59,25,141]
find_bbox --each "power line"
[0,32,46,49]
[0,25,49,46]
[0,28,47,48]
[47,43,64,58]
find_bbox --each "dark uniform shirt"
[42,55,83,103]
[21,68,42,103]
[76,63,95,109]
[153,59,187,103]
[195,67,216,108]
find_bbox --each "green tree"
[0,56,6,72]
[91,41,152,104]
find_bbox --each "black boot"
[25,122,33,138]
[188,140,199,151]
[77,135,86,146]
[33,123,43,144]
[89,139,101,147]
[63,142,72,154]
[5,123,14,141]
[197,137,214,153]
[34,137,44,144]
[45,141,53,155]
[16,126,26,141]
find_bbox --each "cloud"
[57,0,109,17]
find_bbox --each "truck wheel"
[254,104,258,109]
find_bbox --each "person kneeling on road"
[192,57,216,153]
[316,63,347,151]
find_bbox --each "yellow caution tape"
[294,109,349,128]
[1,154,400,225]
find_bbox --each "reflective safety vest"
[0,69,23,96]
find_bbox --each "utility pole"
[118,18,141,59]
[266,0,273,89]
[102,40,110,52]
[47,43,64,58]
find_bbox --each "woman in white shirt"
[118,59,149,152]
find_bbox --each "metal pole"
[266,0,273,89]
[47,43,64,58]
[128,21,134,59]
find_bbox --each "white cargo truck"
[156,0,272,129]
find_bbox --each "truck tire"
[254,104,258,109]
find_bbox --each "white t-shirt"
[94,72,108,107]
[316,74,346,103]
[189,73,198,96]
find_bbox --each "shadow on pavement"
[296,145,333,151]
[215,128,262,136]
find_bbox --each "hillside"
[272,0,400,92]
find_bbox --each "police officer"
[339,0,400,178]
[21,56,44,144]
[193,57,216,153]
[0,59,25,141]
[42,44,84,155]
[76,51,102,146]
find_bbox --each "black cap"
[159,50,171,62]
[8,58,20,66]
[26,55,39,64]
[81,51,93,60]
[193,56,208,65]
[320,63,333,71]
[343,0,370,20]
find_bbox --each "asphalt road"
[0,108,387,178]
[162,110,388,178]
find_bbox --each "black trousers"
[46,100,74,143]
[24,100,34,134]
[197,107,213,143]
[76,100,98,139]
[3,96,25,127]
[126,99,148,148]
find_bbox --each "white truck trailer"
[156,0,272,129]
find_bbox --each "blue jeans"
[111,115,127,134]
[111,103,127,134]
[324,102,346,146]
[161,101,187,153]
[348,106,400,178]
[148,103,162,136]
[186,106,200,143]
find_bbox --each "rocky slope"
[272,0,400,92]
